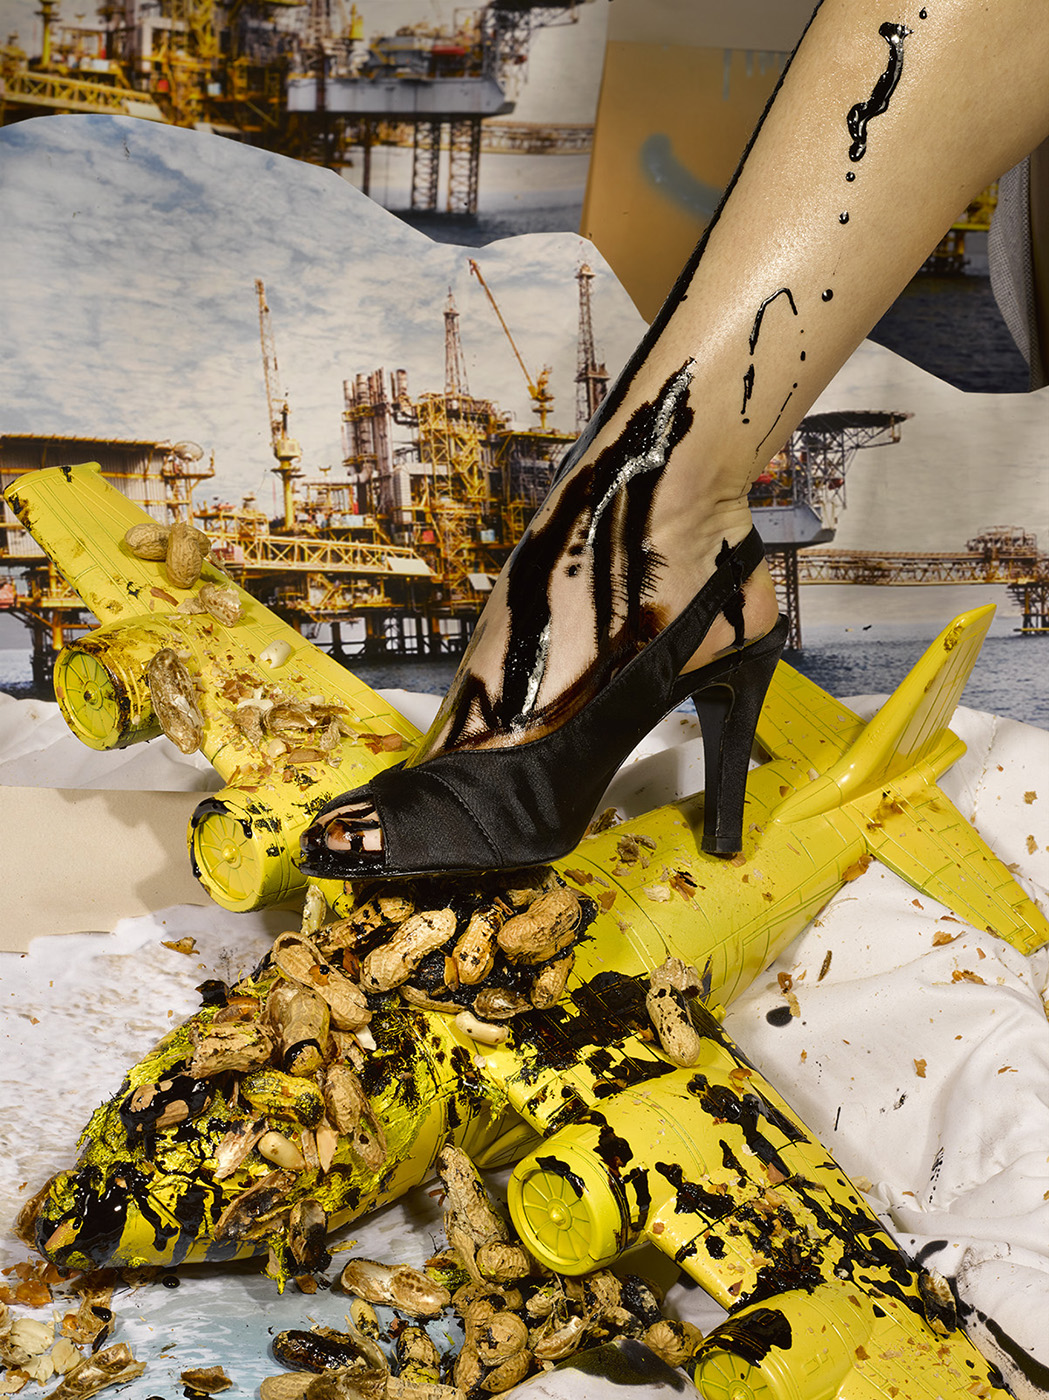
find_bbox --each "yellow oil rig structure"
[0,0,593,213]
[922,182,999,275]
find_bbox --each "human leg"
[304,0,1049,877]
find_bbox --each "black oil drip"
[534,1155,586,1198]
[846,171,856,181]
[655,1161,736,1223]
[847,22,912,162]
[741,363,755,416]
[755,389,796,456]
[839,212,850,223]
[622,1164,651,1229]
[593,1118,634,1173]
[742,288,798,425]
[748,287,799,354]
[822,289,834,302]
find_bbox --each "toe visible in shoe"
[300,795,386,872]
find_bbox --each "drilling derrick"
[414,291,494,596]
[575,262,608,430]
[444,289,471,401]
[256,277,302,530]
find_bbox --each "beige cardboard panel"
[607,0,815,51]
[582,43,784,322]
[2,786,208,950]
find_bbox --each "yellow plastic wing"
[859,778,1048,955]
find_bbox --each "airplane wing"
[4,463,421,910]
[860,779,1048,956]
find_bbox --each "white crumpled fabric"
[0,692,1046,1398]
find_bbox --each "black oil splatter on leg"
[439,361,697,746]
[748,288,800,355]
[847,22,913,163]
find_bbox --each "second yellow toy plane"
[6,462,1046,1400]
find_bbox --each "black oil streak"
[847,22,912,162]
[441,362,693,741]
[981,1312,1049,1391]
[755,390,795,455]
[748,287,799,355]
[741,363,755,416]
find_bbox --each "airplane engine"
[53,621,169,750]
[190,788,305,911]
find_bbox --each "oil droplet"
[839,212,850,224]
[919,7,927,16]
[846,171,856,182]
[822,289,834,302]
[742,417,750,424]
[800,351,806,361]
[792,382,798,389]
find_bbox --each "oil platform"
[3,265,1044,691]
[0,0,593,214]
[0,263,598,686]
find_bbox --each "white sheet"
[1,692,1047,1398]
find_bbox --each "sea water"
[3,590,1045,728]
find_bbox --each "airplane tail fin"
[770,606,995,825]
[768,607,1048,955]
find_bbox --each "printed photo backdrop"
[0,108,1046,725]
[0,0,608,239]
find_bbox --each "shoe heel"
[691,617,787,856]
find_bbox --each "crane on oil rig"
[255,278,303,530]
[468,258,554,430]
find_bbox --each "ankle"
[680,558,780,673]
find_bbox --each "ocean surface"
[2,600,1045,729]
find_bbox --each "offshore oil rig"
[2,264,1046,690]
[0,0,594,213]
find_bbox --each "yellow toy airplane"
[7,462,1046,1400]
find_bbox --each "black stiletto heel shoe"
[299,528,785,881]
[687,617,788,854]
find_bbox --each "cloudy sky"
[1,112,1046,555]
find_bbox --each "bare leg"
[316,0,1049,860]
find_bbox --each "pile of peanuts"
[261,1146,701,1400]
[86,873,594,1285]
[0,1281,143,1400]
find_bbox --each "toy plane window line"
[5,462,1047,1399]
